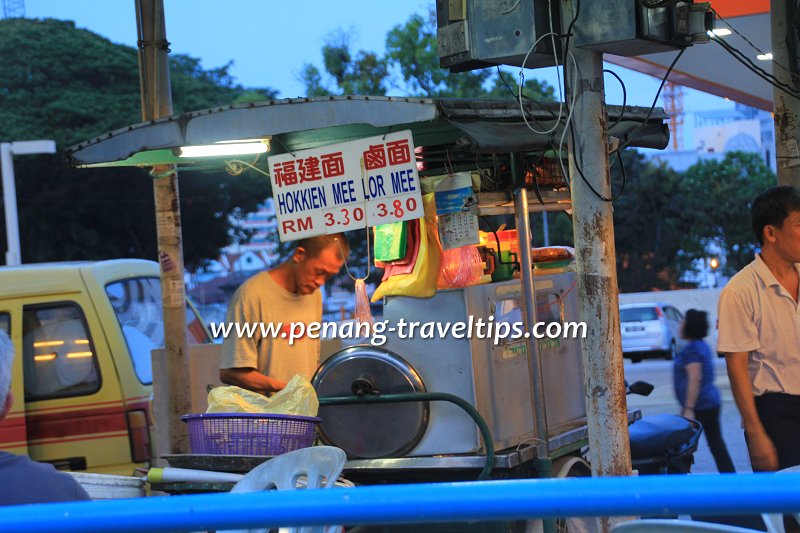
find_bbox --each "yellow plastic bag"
[263,375,319,416]
[371,193,441,302]
[206,375,319,416]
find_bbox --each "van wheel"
[664,340,677,360]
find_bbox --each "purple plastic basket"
[181,413,321,456]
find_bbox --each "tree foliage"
[682,151,776,275]
[301,10,555,101]
[610,150,777,291]
[300,30,389,97]
[612,151,705,292]
[0,18,277,268]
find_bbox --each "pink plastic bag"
[438,245,484,289]
[353,278,373,325]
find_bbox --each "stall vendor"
[219,233,349,394]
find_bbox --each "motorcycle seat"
[629,414,702,459]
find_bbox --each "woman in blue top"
[673,309,735,473]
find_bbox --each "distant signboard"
[268,130,424,241]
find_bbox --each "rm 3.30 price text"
[323,197,419,227]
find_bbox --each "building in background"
[648,103,776,172]
[218,197,280,272]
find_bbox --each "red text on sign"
[282,216,313,234]
[321,152,345,178]
[274,161,298,187]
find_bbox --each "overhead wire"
[518,31,565,134]
[709,35,800,102]
[497,66,559,121]
[710,34,799,93]
[604,68,627,130]
[614,47,685,154]
[711,7,798,83]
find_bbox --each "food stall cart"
[64,96,668,486]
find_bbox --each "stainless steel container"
[314,272,586,458]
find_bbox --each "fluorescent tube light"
[756,53,773,61]
[707,28,732,37]
[176,141,269,158]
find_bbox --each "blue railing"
[2,473,799,533]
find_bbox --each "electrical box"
[436,0,562,73]
[573,0,712,56]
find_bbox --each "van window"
[22,304,101,401]
[105,277,209,385]
[0,313,8,335]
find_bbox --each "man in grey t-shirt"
[220,234,348,394]
[0,331,91,506]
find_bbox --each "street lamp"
[1,140,57,266]
[709,257,720,288]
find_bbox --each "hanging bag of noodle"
[371,193,441,301]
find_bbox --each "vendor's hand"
[745,429,779,471]
[681,407,695,419]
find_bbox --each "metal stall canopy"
[64,96,669,169]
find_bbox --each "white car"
[620,303,686,363]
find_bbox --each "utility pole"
[135,0,191,455]
[771,0,800,186]
[563,2,631,531]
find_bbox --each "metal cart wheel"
[554,456,593,533]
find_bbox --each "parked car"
[620,303,686,363]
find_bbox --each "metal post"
[511,153,550,461]
[542,212,550,247]
[1,140,56,266]
[135,0,191,454]
[564,11,632,529]
[1,143,21,266]
[771,0,800,185]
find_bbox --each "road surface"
[624,357,753,474]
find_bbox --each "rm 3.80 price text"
[323,197,419,227]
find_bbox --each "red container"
[496,229,518,252]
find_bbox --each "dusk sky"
[26,0,735,150]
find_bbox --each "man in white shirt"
[718,185,800,471]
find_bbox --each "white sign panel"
[268,130,424,241]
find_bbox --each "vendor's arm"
[681,362,701,419]
[220,368,287,394]
[726,352,778,471]
[218,280,285,393]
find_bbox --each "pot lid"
[312,345,428,459]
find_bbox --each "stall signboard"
[269,130,424,241]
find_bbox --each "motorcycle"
[626,380,704,475]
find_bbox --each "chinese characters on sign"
[268,130,424,241]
